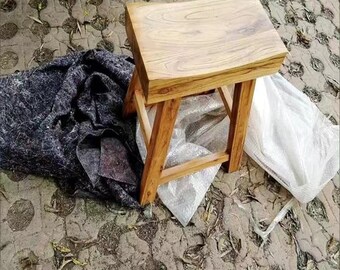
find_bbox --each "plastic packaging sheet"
[137,74,339,226]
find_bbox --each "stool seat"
[126,0,287,104]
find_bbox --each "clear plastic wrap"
[136,93,229,225]
[137,74,339,226]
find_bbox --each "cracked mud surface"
[0,0,339,269]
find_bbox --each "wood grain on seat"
[126,0,287,104]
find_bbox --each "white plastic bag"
[245,74,339,203]
[136,74,339,225]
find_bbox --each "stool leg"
[226,79,256,173]
[140,98,181,206]
[123,69,141,117]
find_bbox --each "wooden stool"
[123,0,287,206]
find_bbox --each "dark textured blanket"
[0,50,143,208]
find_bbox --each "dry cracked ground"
[0,0,339,269]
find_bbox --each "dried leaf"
[326,237,340,268]
[220,248,232,258]
[77,21,82,35]
[72,258,87,266]
[44,204,60,213]
[218,237,225,251]
[204,201,214,222]
[229,230,240,254]
[306,260,317,270]
[52,242,71,253]
[325,76,340,92]
[0,186,8,201]
[103,31,113,38]
[57,259,73,270]
[127,224,137,230]
[296,29,311,48]
[27,15,43,24]
[306,197,329,222]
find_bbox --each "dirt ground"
[0,0,339,269]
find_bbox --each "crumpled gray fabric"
[0,50,143,208]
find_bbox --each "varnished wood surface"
[126,0,287,104]
[160,152,229,185]
[139,98,181,206]
[226,79,256,172]
[134,87,152,147]
[218,86,233,118]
